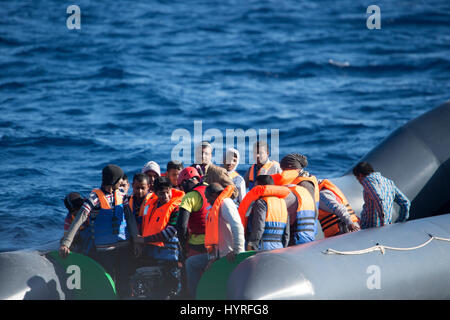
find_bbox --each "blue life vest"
[289,185,318,245]
[247,196,288,251]
[87,189,129,249]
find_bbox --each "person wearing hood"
[59,164,140,298]
[142,161,161,192]
[222,147,246,206]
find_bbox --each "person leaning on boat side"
[353,161,411,229]
[185,183,245,299]
[318,179,360,237]
[244,140,282,191]
[62,192,88,253]
[245,175,290,251]
[59,164,140,299]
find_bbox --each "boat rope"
[323,233,450,255]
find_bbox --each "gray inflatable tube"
[1,101,449,300]
[227,101,450,299]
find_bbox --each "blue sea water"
[0,0,449,252]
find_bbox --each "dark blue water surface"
[0,0,449,251]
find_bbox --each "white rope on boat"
[323,234,450,255]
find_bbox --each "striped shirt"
[360,172,410,229]
[61,188,132,248]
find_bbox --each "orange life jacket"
[128,193,153,232]
[128,193,153,217]
[318,179,359,237]
[204,185,235,253]
[272,169,320,215]
[238,185,290,230]
[141,188,185,247]
[255,195,288,251]
[287,184,317,244]
[248,160,280,189]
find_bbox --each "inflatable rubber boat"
[1,101,449,300]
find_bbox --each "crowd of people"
[59,140,411,299]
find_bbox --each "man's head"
[253,140,269,165]
[153,176,172,205]
[205,183,224,205]
[195,141,213,166]
[353,161,375,184]
[64,192,85,215]
[132,173,150,199]
[177,167,201,193]
[223,148,239,172]
[255,174,274,186]
[142,161,161,191]
[119,174,130,195]
[166,160,184,187]
[280,153,308,174]
[102,164,124,191]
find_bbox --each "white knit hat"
[141,161,161,176]
[225,147,240,172]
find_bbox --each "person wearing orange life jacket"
[185,183,245,298]
[239,175,290,251]
[271,154,320,245]
[124,173,152,234]
[59,164,140,299]
[176,167,211,258]
[274,153,320,210]
[244,140,282,191]
[222,147,246,205]
[137,176,185,299]
[140,176,184,261]
[318,179,361,237]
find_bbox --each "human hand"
[59,245,70,258]
[348,222,361,232]
[226,251,236,263]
